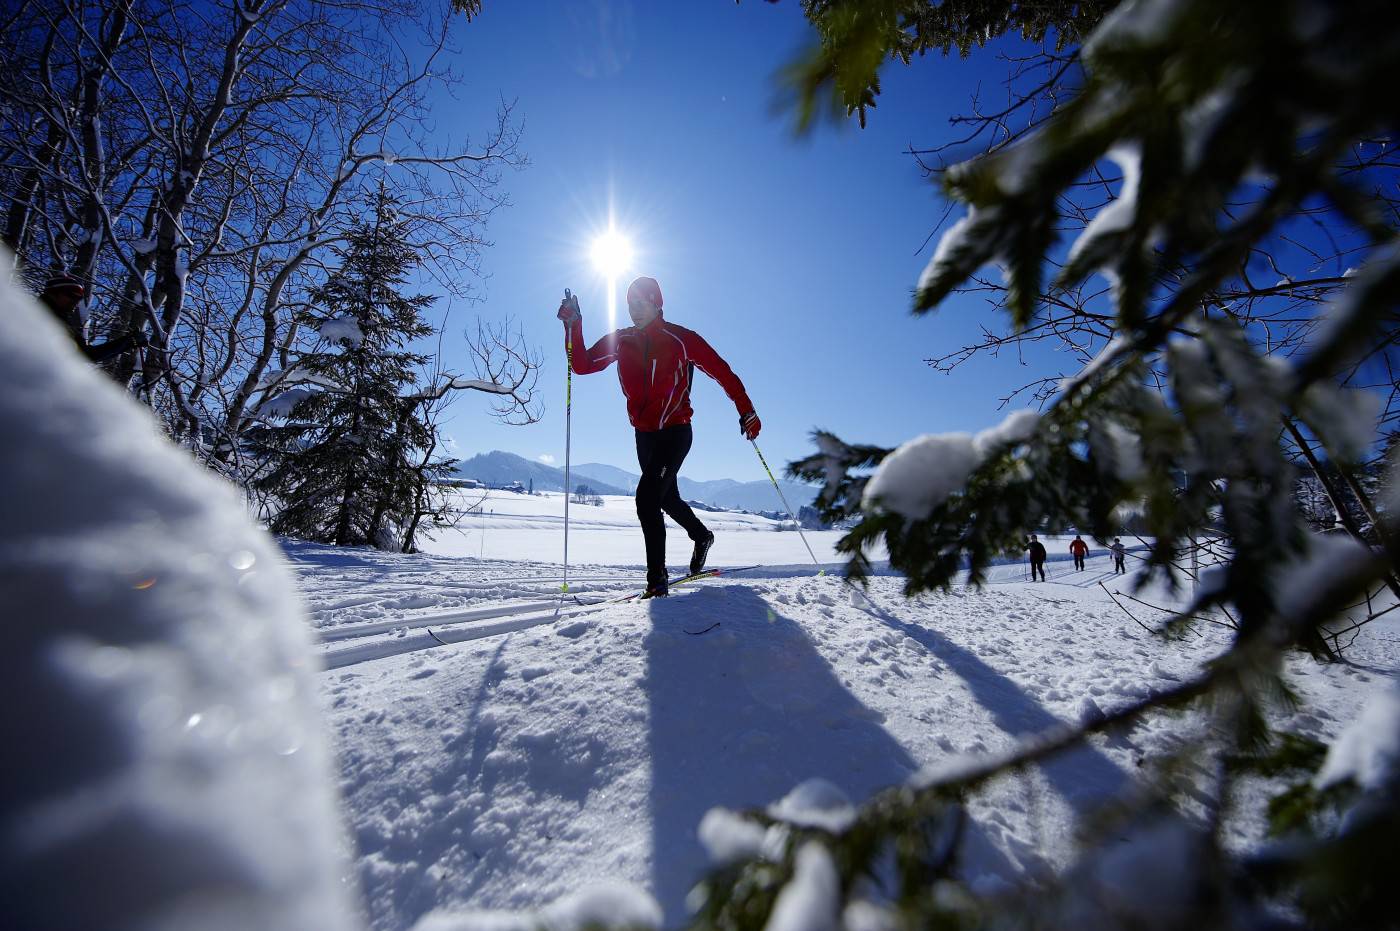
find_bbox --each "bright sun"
[590,229,633,279]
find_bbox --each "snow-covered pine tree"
[254,191,445,548]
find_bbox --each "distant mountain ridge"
[449,452,630,497]
[451,451,817,513]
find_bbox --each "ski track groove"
[314,572,752,668]
[319,600,614,670]
[305,580,637,621]
[317,596,611,644]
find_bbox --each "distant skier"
[38,272,144,363]
[558,276,760,598]
[1111,537,1127,574]
[1070,535,1089,571]
[1025,534,1047,582]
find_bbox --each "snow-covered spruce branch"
[892,7,1399,438]
[793,0,1400,601]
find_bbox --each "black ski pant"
[1031,559,1045,582]
[635,424,708,587]
[1073,554,1085,571]
[1114,556,1125,574]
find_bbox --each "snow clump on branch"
[764,842,841,931]
[317,314,363,348]
[863,410,1039,520]
[1315,683,1400,793]
[767,778,858,833]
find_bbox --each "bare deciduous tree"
[1,0,527,486]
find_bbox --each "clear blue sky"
[430,1,1049,483]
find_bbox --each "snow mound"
[0,269,355,929]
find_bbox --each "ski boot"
[690,530,715,576]
[642,570,669,599]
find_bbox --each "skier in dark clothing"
[39,273,144,364]
[558,276,760,598]
[1025,533,1047,581]
[1070,535,1089,571]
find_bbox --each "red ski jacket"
[1070,539,1089,556]
[566,313,753,432]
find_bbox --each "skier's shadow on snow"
[642,586,1017,925]
[860,600,1129,811]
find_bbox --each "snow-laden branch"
[409,375,514,401]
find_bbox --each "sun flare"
[590,229,633,279]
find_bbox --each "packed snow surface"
[284,531,1398,930]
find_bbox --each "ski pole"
[750,439,824,574]
[561,288,576,595]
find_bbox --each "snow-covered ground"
[286,506,1400,930]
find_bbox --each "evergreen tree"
[255,193,444,548]
[773,0,1116,129]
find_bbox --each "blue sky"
[430,2,1056,483]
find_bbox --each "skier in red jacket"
[558,276,760,597]
[1069,535,1089,571]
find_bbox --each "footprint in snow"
[1149,661,1180,681]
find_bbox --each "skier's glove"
[740,411,761,441]
[557,293,581,324]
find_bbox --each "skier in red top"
[1070,535,1089,571]
[558,276,760,597]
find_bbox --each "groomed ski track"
[315,566,772,670]
[320,598,611,670]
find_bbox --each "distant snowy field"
[415,488,857,568]
[284,504,1400,931]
